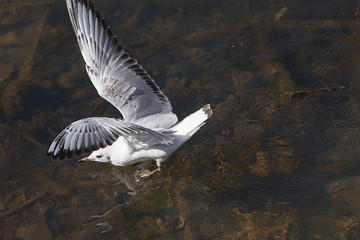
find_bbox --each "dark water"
[1,0,360,239]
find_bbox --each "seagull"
[47,0,213,176]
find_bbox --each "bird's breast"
[106,137,167,166]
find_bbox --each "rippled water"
[1,0,360,239]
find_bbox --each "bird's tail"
[170,104,213,138]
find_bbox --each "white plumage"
[47,0,212,170]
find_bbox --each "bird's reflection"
[78,161,167,233]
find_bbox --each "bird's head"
[78,150,110,163]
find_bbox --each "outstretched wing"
[47,117,173,160]
[65,0,178,128]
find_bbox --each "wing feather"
[47,117,173,160]
[69,131,79,152]
[65,0,178,129]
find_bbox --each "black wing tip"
[46,150,55,159]
[115,44,124,53]
[73,0,112,36]
[78,0,95,11]
[47,148,90,161]
[123,58,137,67]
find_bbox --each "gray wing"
[66,0,178,128]
[47,117,173,160]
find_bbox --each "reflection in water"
[77,164,159,234]
[1,0,360,239]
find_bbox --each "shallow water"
[1,0,360,239]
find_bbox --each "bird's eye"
[96,155,102,158]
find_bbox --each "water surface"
[1,0,360,239]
